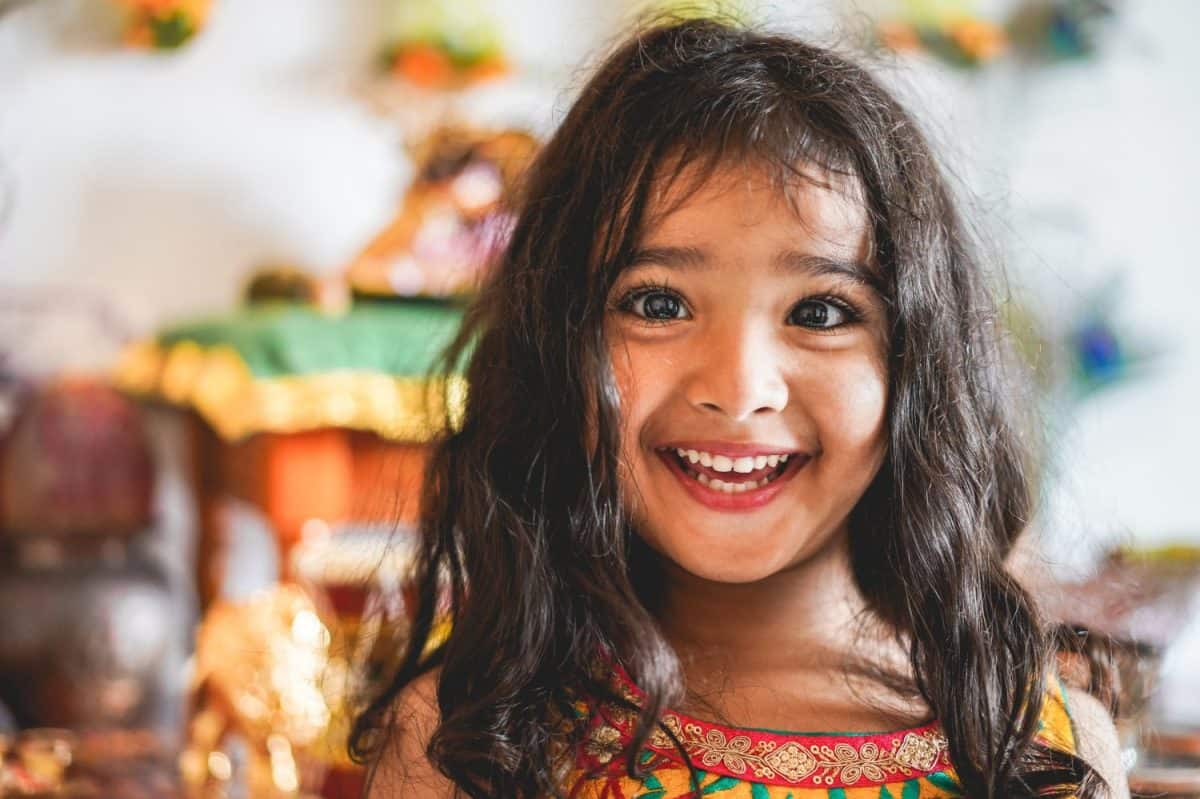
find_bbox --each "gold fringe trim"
[113,340,465,442]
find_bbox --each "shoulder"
[1061,685,1129,799]
[366,667,458,799]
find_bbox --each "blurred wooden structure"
[188,419,427,610]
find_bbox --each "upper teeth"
[674,448,789,472]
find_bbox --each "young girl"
[352,17,1127,799]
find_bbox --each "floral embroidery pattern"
[565,654,1077,797]
[644,712,949,786]
[895,730,947,771]
[585,723,624,764]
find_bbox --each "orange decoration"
[464,55,509,84]
[394,44,455,89]
[123,25,155,48]
[946,18,1009,61]
[122,0,180,11]
[113,0,211,50]
[878,21,923,52]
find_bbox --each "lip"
[655,447,811,512]
[657,440,810,458]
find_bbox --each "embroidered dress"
[562,661,1078,799]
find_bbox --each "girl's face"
[604,164,889,584]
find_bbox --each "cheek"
[605,335,673,441]
[804,355,888,453]
[605,338,647,474]
[605,336,674,516]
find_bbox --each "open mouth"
[658,447,801,495]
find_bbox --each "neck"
[655,530,873,673]
[640,531,926,730]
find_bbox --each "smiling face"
[604,164,890,584]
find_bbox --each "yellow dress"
[562,660,1078,799]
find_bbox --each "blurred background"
[0,0,1198,796]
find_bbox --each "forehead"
[640,161,873,264]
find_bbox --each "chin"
[653,534,798,584]
[683,560,783,584]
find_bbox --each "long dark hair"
[351,17,1112,799]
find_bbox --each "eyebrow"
[626,245,879,290]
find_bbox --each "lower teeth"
[692,467,782,494]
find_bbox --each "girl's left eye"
[787,297,861,331]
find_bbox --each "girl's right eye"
[616,287,690,323]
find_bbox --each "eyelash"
[612,280,863,333]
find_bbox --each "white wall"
[1010,2,1200,560]
[0,0,405,357]
[966,1,1200,563]
[1,0,1198,565]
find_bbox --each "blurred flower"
[380,0,508,90]
[393,43,455,88]
[874,0,1117,68]
[112,0,210,50]
[878,21,923,52]
[946,18,1009,62]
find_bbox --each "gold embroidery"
[894,730,946,771]
[593,658,951,786]
[646,713,948,785]
[585,724,623,764]
[647,713,679,749]
[763,742,818,781]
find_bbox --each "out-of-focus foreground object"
[1037,544,1200,796]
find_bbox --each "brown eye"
[621,289,688,321]
[787,298,857,330]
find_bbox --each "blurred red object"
[0,376,153,537]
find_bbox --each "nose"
[684,320,789,421]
